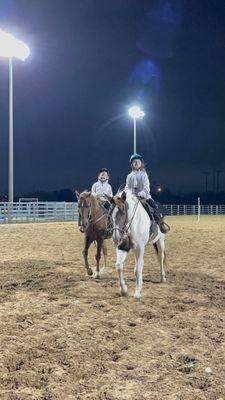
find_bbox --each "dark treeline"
[153,189,225,205]
[0,187,223,204]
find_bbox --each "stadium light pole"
[128,105,145,153]
[0,29,30,202]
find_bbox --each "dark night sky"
[0,0,225,195]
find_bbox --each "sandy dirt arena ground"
[0,216,225,400]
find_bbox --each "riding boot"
[146,198,170,234]
[153,210,170,234]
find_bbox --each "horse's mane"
[91,193,103,209]
[79,191,103,209]
[116,188,136,203]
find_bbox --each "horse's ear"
[85,191,91,197]
[75,190,80,199]
[121,191,126,202]
[104,193,114,203]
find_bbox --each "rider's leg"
[103,201,110,211]
[146,198,170,234]
[103,201,113,238]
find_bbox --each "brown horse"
[76,191,110,279]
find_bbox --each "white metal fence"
[164,204,225,216]
[0,202,78,223]
[0,202,225,224]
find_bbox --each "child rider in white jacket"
[125,154,169,234]
[91,168,113,210]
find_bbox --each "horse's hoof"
[100,267,108,274]
[161,276,166,283]
[120,286,128,297]
[94,272,100,280]
[87,268,93,276]
[134,291,141,300]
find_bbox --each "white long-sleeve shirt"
[91,180,113,201]
[125,170,151,199]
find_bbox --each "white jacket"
[125,170,151,199]
[91,180,113,201]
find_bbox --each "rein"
[79,202,108,229]
[113,198,139,237]
[91,212,108,225]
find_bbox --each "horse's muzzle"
[117,235,133,252]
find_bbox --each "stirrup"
[159,221,170,234]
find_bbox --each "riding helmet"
[129,153,143,164]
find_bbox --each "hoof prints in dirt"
[1,220,225,399]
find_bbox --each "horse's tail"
[153,242,167,267]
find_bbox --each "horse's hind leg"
[83,236,93,276]
[100,241,108,274]
[95,239,103,279]
[134,245,144,299]
[115,248,128,296]
[155,236,166,283]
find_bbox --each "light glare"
[128,105,145,119]
[0,29,30,60]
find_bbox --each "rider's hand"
[137,191,145,199]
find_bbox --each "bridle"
[112,197,139,239]
[78,195,108,230]
[77,195,90,229]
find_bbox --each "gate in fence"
[0,202,225,224]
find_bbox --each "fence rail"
[164,204,225,216]
[0,202,225,224]
[0,202,78,223]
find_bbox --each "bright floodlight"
[128,105,145,119]
[0,29,30,61]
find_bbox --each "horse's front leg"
[134,245,145,299]
[100,241,108,274]
[156,236,166,283]
[82,236,93,276]
[95,238,103,279]
[115,248,128,296]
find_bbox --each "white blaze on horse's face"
[111,199,127,245]
[111,207,120,244]
[78,193,91,229]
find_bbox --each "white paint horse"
[106,189,167,299]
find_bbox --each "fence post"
[197,197,201,222]
[3,202,7,223]
[64,202,66,221]
[54,203,57,221]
